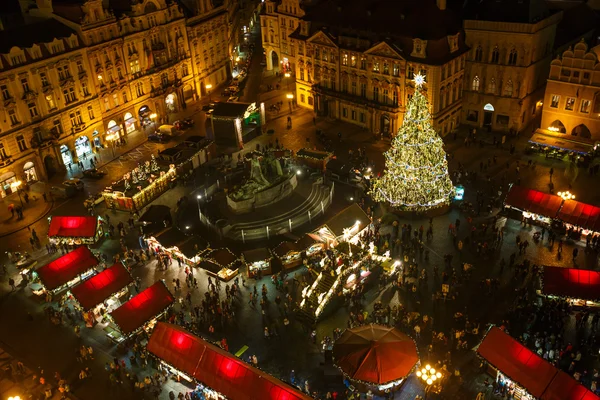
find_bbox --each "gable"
[364,42,404,60]
[307,31,337,48]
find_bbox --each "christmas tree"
[371,74,454,211]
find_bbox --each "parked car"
[158,125,178,136]
[148,133,170,143]
[227,96,239,103]
[63,178,84,191]
[202,104,212,112]
[50,184,77,199]
[82,168,106,179]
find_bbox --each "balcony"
[312,84,401,112]
[0,155,13,167]
[30,130,56,149]
[21,89,37,101]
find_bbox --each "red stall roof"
[558,200,600,233]
[48,216,98,238]
[541,370,600,400]
[477,327,557,398]
[110,281,174,335]
[542,266,600,301]
[71,263,133,311]
[148,323,312,400]
[505,185,563,218]
[36,247,99,291]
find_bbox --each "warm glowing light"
[150,113,157,119]
[206,84,213,90]
[425,365,431,370]
[427,378,433,385]
[97,75,103,80]
[284,72,291,78]
[9,396,22,400]
[10,180,22,190]
[286,93,294,99]
[197,195,202,199]
[413,73,426,87]
[418,365,442,386]
[558,191,575,201]
[548,126,559,132]
[416,371,422,377]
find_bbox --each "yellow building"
[0,17,96,192]
[262,0,468,136]
[462,0,562,133]
[540,40,600,142]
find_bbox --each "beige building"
[462,0,562,133]
[540,40,600,142]
[262,0,469,136]
[0,17,96,193]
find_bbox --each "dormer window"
[448,34,459,53]
[411,39,427,58]
[10,54,24,66]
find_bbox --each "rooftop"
[0,18,77,54]
[463,0,551,23]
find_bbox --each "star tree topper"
[413,73,426,88]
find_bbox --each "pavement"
[0,23,599,400]
[0,182,54,237]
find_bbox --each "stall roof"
[110,281,174,335]
[504,185,563,218]
[212,102,252,118]
[323,203,371,238]
[477,327,558,398]
[177,236,210,259]
[48,216,98,238]
[197,260,222,274]
[529,132,594,155]
[70,263,133,311]
[295,233,322,251]
[542,266,600,301]
[153,229,209,259]
[272,241,297,258]
[36,247,99,291]
[242,248,272,263]
[557,200,600,233]
[155,228,189,249]
[541,370,600,400]
[205,248,237,267]
[139,205,172,224]
[147,323,312,400]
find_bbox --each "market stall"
[198,248,240,281]
[48,216,104,245]
[295,233,325,257]
[333,324,419,395]
[107,280,174,342]
[540,266,600,308]
[69,262,133,326]
[315,203,371,247]
[210,102,264,148]
[475,327,598,400]
[503,185,563,225]
[146,228,209,265]
[295,148,333,171]
[272,241,303,271]
[103,162,176,212]
[556,199,600,238]
[147,322,312,400]
[34,246,99,295]
[241,248,273,277]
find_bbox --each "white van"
[158,125,177,136]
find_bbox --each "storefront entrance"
[483,103,494,128]
[124,112,136,134]
[60,145,73,166]
[23,161,37,182]
[381,114,391,137]
[165,94,177,112]
[107,120,124,141]
[75,136,92,159]
[0,172,17,198]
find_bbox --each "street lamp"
[196,194,203,224]
[416,364,442,386]
[9,396,22,400]
[287,93,294,114]
[558,190,575,201]
[206,84,213,101]
[10,181,23,207]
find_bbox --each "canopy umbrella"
[333,324,419,385]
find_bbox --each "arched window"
[475,46,483,62]
[508,49,518,65]
[472,76,480,91]
[504,79,513,97]
[488,78,496,94]
[491,46,500,63]
[572,124,591,138]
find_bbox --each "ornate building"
[0,17,95,193]
[261,0,469,136]
[461,0,562,133]
[540,40,600,142]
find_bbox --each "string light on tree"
[370,73,454,211]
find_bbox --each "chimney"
[437,0,446,10]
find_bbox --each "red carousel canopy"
[332,324,418,385]
[542,266,600,301]
[70,263,133,311]
[48,216,99,238]
[36,246,99,291]
[558,200,600,233]
[541,370,600,400]
[477,327,557,398]
[504,185,562,218]
[147,323,312,400]
[110,281,174,335]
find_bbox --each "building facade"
[0,17,96,194]
[541,40,600,141]
[462,0,562,133]
[261,0,469,136]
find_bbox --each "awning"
[477,327,557,398]
[70,263,133,311]
[322,203,371,238]
[542,266,600,301]
[557,200,600,232]
[272,241,297,258]
[242,248,272,263]
[529,132,593,155]
[295,233,322,251]
[541,370,600,400]
[504,185,562,218]
[36,247,99,291]
[204,248,237,268]
[147,323,312,400]
[48,216,99,238]
[110,281,174,335]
